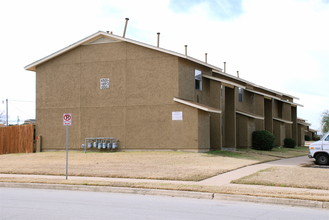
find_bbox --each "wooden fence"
[0,124,34,155]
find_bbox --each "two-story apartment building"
[25,31,303,152]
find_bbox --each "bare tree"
[321,110,329,134]
[0,110,5,125]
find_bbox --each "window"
[325,135,329,141]
[195,69,202,90]
[238,87,243,102]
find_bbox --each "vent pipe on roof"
[223,62,226,73]
[205,53,208,63]
[185,45,188,56]
[157,32,160,48]
[237,71,240,78]
[123,18,129,38]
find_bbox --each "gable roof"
[25,31,222,72]
[24,30,299,101]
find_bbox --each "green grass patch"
[207,146,308,161]
[238,146,308,158]
[206,150,249,158]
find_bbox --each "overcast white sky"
[0,0,328,131]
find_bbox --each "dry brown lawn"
[233,166,329,190]
[0,151,264,181]
[2,148,328,202]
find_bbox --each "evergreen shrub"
[252,130,275,151]
[284,138,296,148]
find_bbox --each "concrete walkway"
[200,156,313,186]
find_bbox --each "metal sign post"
[65,125,69,180]
[63,113,72,180]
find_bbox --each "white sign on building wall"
[100,78,110,89]
[172,111,183,120]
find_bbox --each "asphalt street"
[1,187,328,220]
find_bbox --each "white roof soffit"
[255,85,299,100]
[206,73,302,106]
[297,118,311,126]
[244,89,303,107]
[25,31,222,72]
[212,69,252,86]
[308,128,318,132]
[297,117,309,122]
[236,110,264,120]
[273,117,293,124]
[298,121,311,126]
[203,75,246,89]
[173,97,222,114]
[212,69,299,100]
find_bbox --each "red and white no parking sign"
[63,113,72,126]
[63,113,72,180]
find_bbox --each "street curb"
[1,182,329,209]
[214,193,329,209]
[0,182,213,200]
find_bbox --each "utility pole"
[6,99,8,126]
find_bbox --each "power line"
[0,99,35,126]
[10,102,35,119]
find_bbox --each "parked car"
[309,132,329,165]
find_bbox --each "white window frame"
[238,87,243,102]
[195,69,202,90]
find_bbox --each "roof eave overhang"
[25,31,223,73]
[24,31,108,71]
[298,121,311,126]
[212,69,299,100]
[203,75,246,89]
[236,110,264,120]
[173,97,222,114]
[244,89,303,107]
[273,117,293,124]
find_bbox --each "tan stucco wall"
[273,121,285,146]
[36,108,81,150]
[178,59,212,104]
[297,124,306,146]
[264,99,273,133]
[273,100,282,118]
[283,103,292,139]
[236,89,254,113]
[125,104,200,150]
[223,86,236,148]
[35,41,211,151]
[198,110,210,151]
[235,91,265,148]
[209,80,222,149]
[236,114,248,147]
[291,106,298,143]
